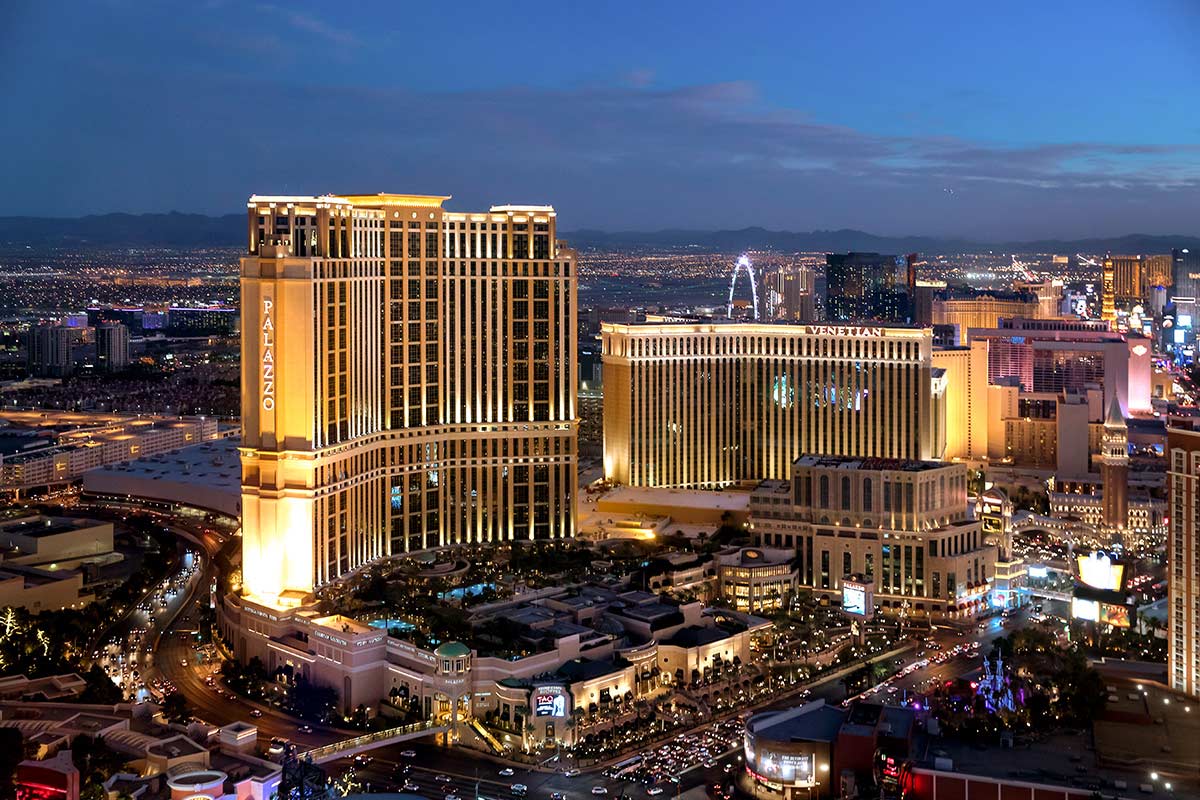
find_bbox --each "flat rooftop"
[148,735,207,758]
[748,699,846,743]
[0,515,104,538]
[597,486,751,512]
[88,436,240,492]
[793,455,952,472]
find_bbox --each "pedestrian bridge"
[303,720,448,764]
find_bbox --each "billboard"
[1072,597,1099,622]
[843,584,867,616]
[749,747,814,786]
[1099,603,1131,628]
[842,578,873,619]
[535,690,567,717]
[1076,551,1125,592]
[1072,597,1132,628]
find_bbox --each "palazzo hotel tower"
[240,194,577,604]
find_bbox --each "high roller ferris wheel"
[726,254,760,320]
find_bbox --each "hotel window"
[863,478,873,512]
[819,475,829,508]
[841,476,851,510]
[842,551,851,578]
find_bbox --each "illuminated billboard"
[1072,597,1099,622]
[1076,551,1125,592]
[843,584,866,616]
[1072,597,1132,628]
[1100,603,1131,628]
[842,578,873,618]
[535,689,567,717]
[747,744,814,787]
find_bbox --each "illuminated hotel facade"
[239,193,577,603]
[601,323,944,487]
[750,456,999,619]
[1168,426,1200,697]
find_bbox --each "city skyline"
[3,2,1200,238]
[4,4,1200,797]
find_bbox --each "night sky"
[3,1,1199,239]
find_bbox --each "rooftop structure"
[82,435,241,516]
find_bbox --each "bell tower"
[1100,396,1128,530]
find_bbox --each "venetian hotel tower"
[240,194,577,604]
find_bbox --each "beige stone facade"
[601,323,943,488]
[750,456,998,619]
[239,194,578,602]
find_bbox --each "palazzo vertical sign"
[261,298,276,413]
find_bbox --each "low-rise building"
[0,515,114,570]
[219,583,769,750]
[0,410,222,493]
[750,456,999,619]
[717,547,798,613]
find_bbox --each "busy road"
[313,612,1031,798]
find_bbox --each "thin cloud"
[255,4,358,47]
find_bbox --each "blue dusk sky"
[2,0,1199,239]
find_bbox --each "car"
[592,787,608,795]
[436,775,452,783]
[401,750,417,758]
[249,709,263,718]
[446,796,460,800]
[648,789,665,796]
[297,724,313,734]
[511,785,528,796]
[354,754,372,766]
[564,769,581,777]
[499,768,515,777]
[402,782,419,792]
[552,793,566,800]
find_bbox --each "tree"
[162,692,191,724]
[0,728,21,800]
[80,663,123,704]
[291,678,339,723]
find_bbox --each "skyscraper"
[26,324,84,378]
[94,322,130,372]
[824,252,913,323]
[1100,256,1117,324]
[1170,248,1200,363]
[1104,255,1142,304]
[239,194,577,603]
[1168,426,1200,697]
[601,322,943,488]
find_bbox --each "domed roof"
[435,641,472,658]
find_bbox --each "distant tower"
[1101,256,1117,326]
[95,322,130,372]
[1100,396,1128,529]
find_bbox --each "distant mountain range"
[563,226,1200,255]
[0,212,1197,255]
[0,212,244,248]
